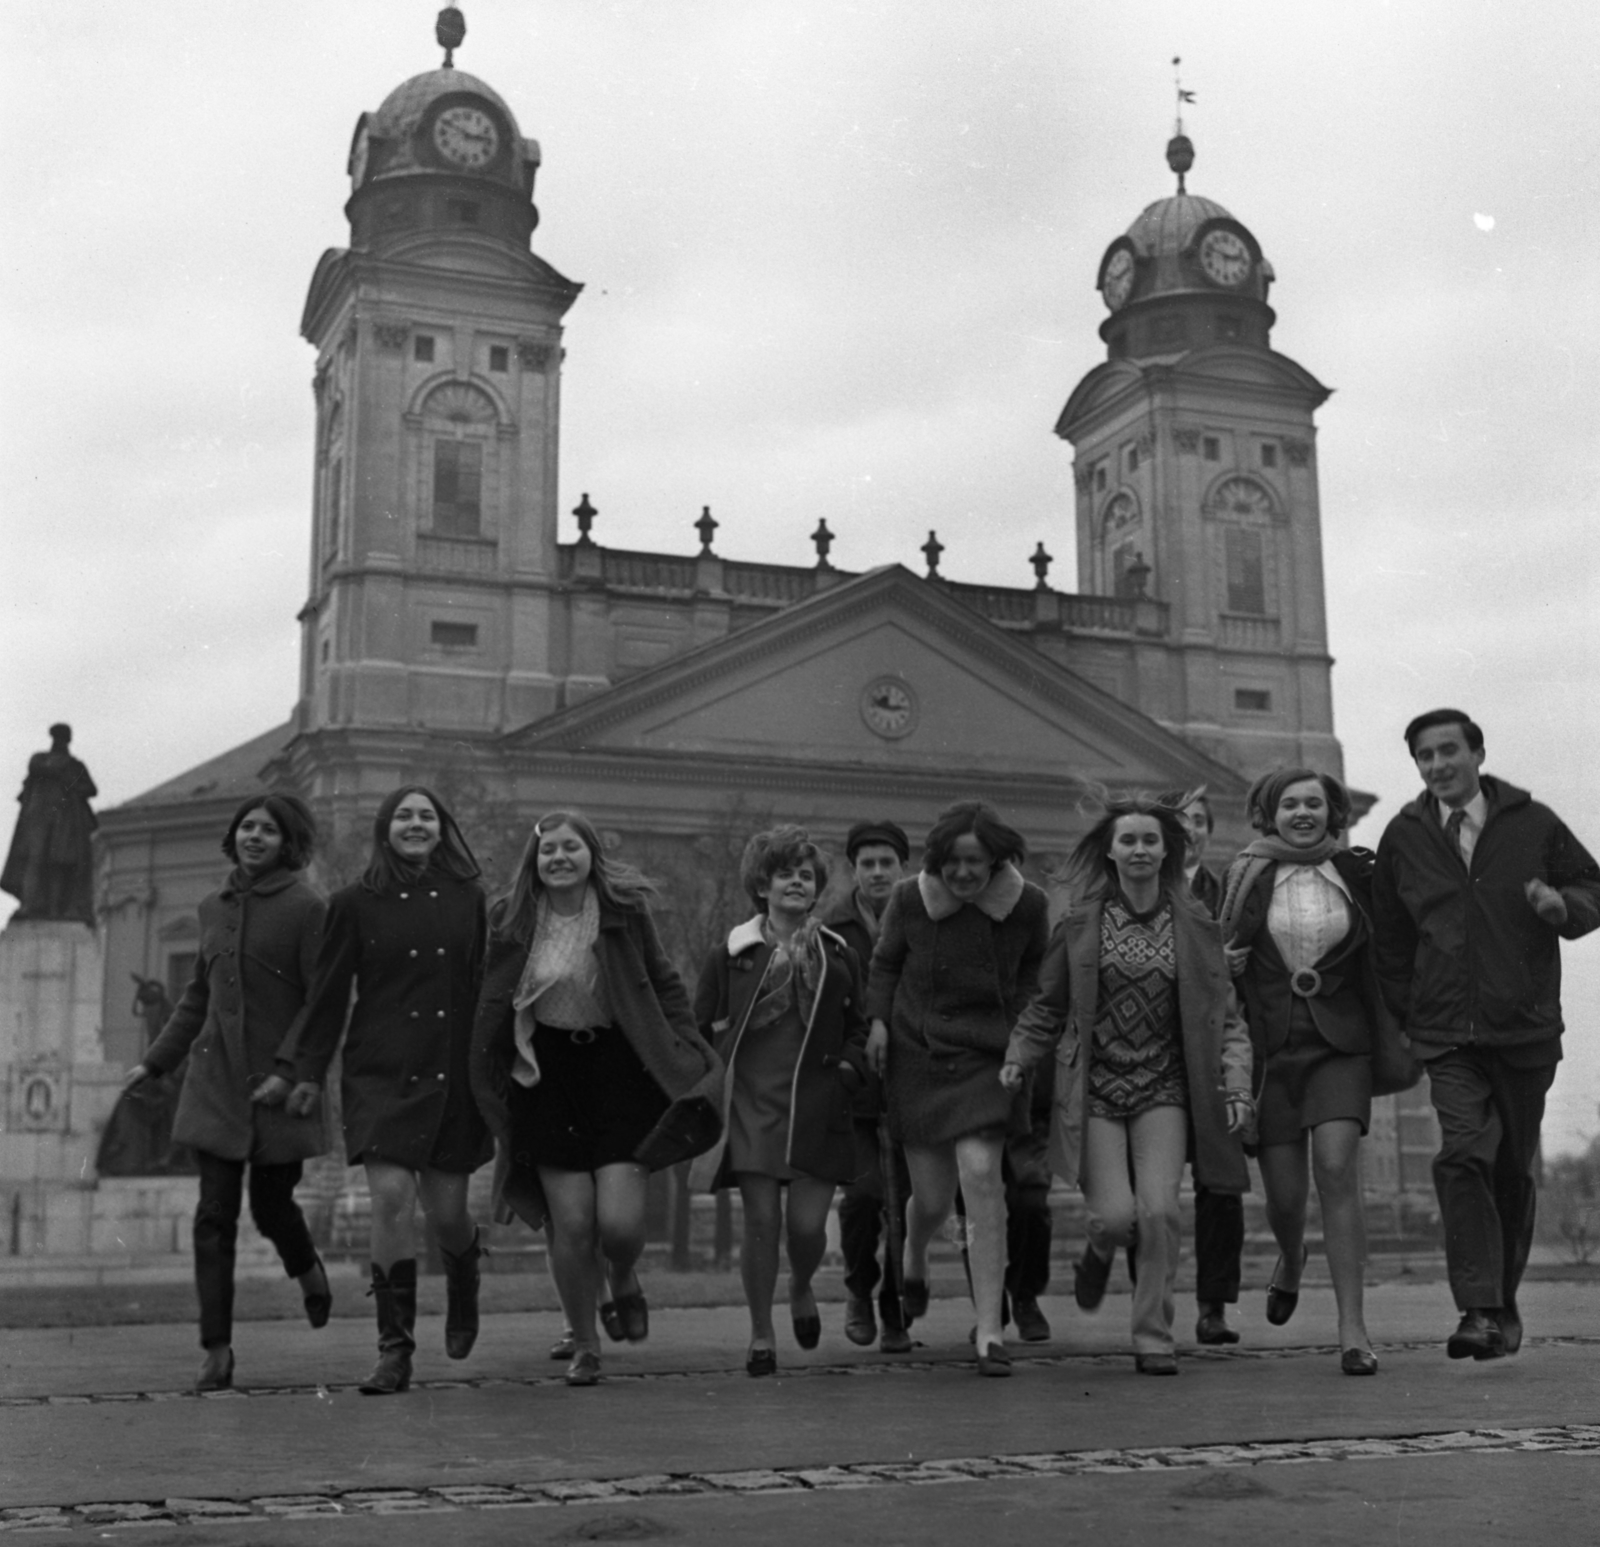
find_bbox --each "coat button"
[437,1011,447,1019]
[409,949,419,958]
[436,1073,445,1081]
[437,948,446,956]
[400,892,409,900]
[410,1011,420,1019]
[430,891,439,898]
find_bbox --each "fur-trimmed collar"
[726,915,846,956]
[917,862,1026,923]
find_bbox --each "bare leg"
[1257,1138,1310,1293]
[365,1161,420,1271]
[785,1177,837,1323]
[737,1175,783,1350]
[903,1144,959,1285]
[953,1133,1007,1353]
[539,1169,602,1351]
[594,1161,650,1297]
[416,1167,474,1256]
[1311,1119,1371,1352]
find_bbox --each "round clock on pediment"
[861,677,918,740]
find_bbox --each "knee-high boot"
[359,1260,416,1395]
[441,1229,483,1360]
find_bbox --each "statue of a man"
[1,724,99,926]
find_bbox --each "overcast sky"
[3,0,1597,1151]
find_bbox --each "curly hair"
[740,824,829,911]
[1245,768,1351,839]
[1066,794,1190,898]
[490,810,660,943]
[921,801,1026,875]
[361,785,482,894]
[221,792,318,872]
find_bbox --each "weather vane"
[1168,56,1197,194]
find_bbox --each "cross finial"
[572,492,597,544]
[921,530,945,580]
[812,519,835,568]
[436,8,466,68]
[695,505,719,555]
[1030,541,1053,590]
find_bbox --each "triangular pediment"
[507,568,1242,795]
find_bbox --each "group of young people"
[125,705,1599,1390]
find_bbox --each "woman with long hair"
[123,792,330,1392]
[865,801,1051,1376]
[287,785,491,1395]
[1217,768,1381,1375]
[472,812,723,1386]
[692,825,867,1376]
[1003,795,1252,1375]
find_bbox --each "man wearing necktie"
[1373,709,1600,1360]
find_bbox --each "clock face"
[432,104,500,169]
[861,677,917,740]
[1101,247,1135,310]
[1198,229,1251,288]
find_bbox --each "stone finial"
[695,505,719,555]
[1125,550,1152,598]
[436,7,466,68]
[572,493,597,544]
[812,519,835,568]
[1030,542,1053,590]
[921,530,945,580]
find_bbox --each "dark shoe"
[360,1348,413,1394]
[792,1313,821,1350]
[299,1254,332,1331]
[549,1329,576,1360]
[440,1230,483,1360]
[976,1340,1012,1377]
[1341,1347,1379,1376]
[599,1301,626,1343]
[845,1295,877,1346]
[196,1345,234,1393]
[1498,1299,1523,1355]
[613,1290,649,1344]
[1012,1296,1051,1343]
[880,1325,913,1353]
[1447,1309,1505,1361]
[1074,1247,1113,1312]
[1265,1247,1308,1327]
[746,1346,777,1378]
[1195,1303,1240,1346]
[1135,1352,1179,1376]
[359,1260,416,1396]
[565,1348,602,1387]
[901,1278,930,1323]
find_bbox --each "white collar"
[1272,859,1351,899]
[917,862,1026,923]
[726,916,766,956]
[1437,790,1488,831]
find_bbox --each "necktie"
[1445,808,1467,867]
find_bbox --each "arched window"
[1204,476,1278,617]
[418,382,498,539]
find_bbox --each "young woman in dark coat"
[1218,768,1382,1375]
[865,801,1050,1377]
[123,793,331,1393]
[471,811,722,1388]
[693,826,868,1376]
[287,786,492,1395]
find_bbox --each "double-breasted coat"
[144,868,328,1164]
[290,871,492,1173]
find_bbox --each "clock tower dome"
[1056,131,1342,779]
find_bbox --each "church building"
[95,25,1348,1068]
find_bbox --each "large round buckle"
[1290,967,1323,999]
[569,1027,598,1046]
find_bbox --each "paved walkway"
[1,1278,1596,1543]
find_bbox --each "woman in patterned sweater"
[1004,797,1252,1374]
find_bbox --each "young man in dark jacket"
[1373,709,1600,1360]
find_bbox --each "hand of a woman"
[866,1019,889,1078]
[121,1062,153,1093]
[250,1074,292,1106]
[284,1082,322,1118]
[998,1061,1025,1092]
[1223,941,1251,979]
[1224,1092,1254,1135]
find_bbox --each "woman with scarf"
[693,825,867,1377]
[472,812,723,1387]
[124,793,330,1392]
[288,786,491,1395]
[1003,797,1252,1375]
[1217,767,1381,1376]
[866,801,1051,1376]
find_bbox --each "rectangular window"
[430,621,479,650]
[1225,527,1266,614]
[1235,689,1272,713]
[1260,443,1278,469]
[432,439,482,535]
[1124,444,1138,474]
[325,458,342,555]
[1203,436,1220,462]
[1095,464,1108,492]
[320,639,330,663]
[489,344,509,372]
[414,335,435,362]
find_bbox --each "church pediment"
[507,567,1242,794]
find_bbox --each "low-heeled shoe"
[565,1348,602,1387]
[1340,1347,1379,1376]
[976,1341,1012,1377]
[614,1290,649,1344]
[549,1330,576,1360]
[1135,1352,1178,1376]
[1012,1296,1051,1343]
[1195,1304,1240,1345]
[599,1300,626,1343]
[901,1278,930,1322]
[1447,1309,1505,1361]
[300,1256,332,1331]
[1265,1247,1308,1327]
[196,1346,234,1393]
[746,1347,777,1378]
[792,1313,821,1350]
[844,1296,877,1346]
[1073,1248,1112,1312]
[880,1325,913,1353]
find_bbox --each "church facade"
[95,38,1349,1071]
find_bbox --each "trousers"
[1193,1185,1244,1305]
[838,1118,911,1328]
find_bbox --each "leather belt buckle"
[1290,967,1323,999]
[569,1027,599,1046]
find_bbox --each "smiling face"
[1274,778,1330,849]
[387,793,442,865]
[1108,814,1166,889]
[1411,723,1485,811]
[940,832,995,900]
[535,824,594,895]
[852,843,904,909]
[762,861,819,922]
[234,807,284,877]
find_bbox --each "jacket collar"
[220,866,299,901]
[726,914,846,956]
[917,862,1025,923]
[1400,773,1529,824]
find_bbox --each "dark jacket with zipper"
[1372,775,1600,1052]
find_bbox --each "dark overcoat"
[819,890,885,1122]
[144,868,328,1164]
[690,919,868,1190]
[471,899,725,1231]
[290,871,491,1172]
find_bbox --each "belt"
[1289,967,1323,999]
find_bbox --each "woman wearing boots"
[124,793,331,1392]
[473,811,723,1386]
[288,786,491,1395]
[693,826,868,1376]
[1003,797,1253,1375]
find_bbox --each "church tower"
[295,12,582,745]
[1055,129,1342,779]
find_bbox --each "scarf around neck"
[1218,835,1340,941]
